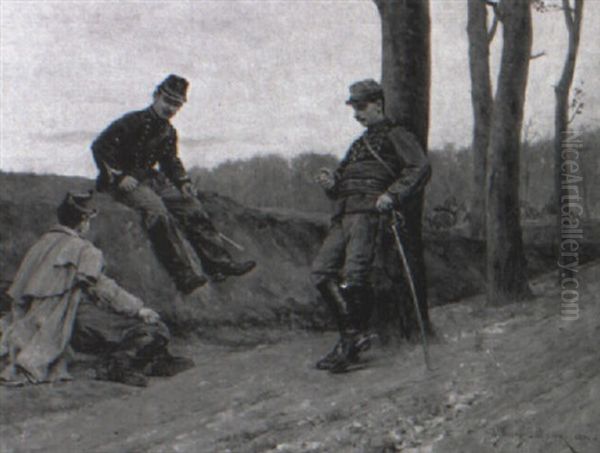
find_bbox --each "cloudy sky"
[1,0,598,177]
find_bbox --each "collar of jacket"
[49,224,82,238]
[366,118,393,133]
[146,106,169,125]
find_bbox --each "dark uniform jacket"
[91,107,190,191]
[327,119,431,216]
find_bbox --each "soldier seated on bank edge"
[91,74,256,294]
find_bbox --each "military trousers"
[111,178,233,281]
[72,300,170,360]
[311,212,380,288]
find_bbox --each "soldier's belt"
[337,178,389,195]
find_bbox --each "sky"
[1,0,599,177]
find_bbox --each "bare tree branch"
[568,109,579,125]
[530,51,547,60]
[488,14,499,43]
[562,0,574,33]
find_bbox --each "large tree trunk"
[373,0,432,342]
[377,0,430,147]
[485,0,532,305]
[467,0,494,239]
[554,0,583,276]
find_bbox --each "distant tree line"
[189,152,338,213]
[189,127,599,221]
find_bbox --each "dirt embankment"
[0,172,327,342]
[3,172,597,342]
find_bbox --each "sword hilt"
[390,210,406,228]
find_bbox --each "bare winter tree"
[485,0,532,304]
[467,0,497,238]
[553,0,584,260]
[372,0,432,341]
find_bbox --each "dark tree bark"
[485,0,532,305]
[376,0,430,149]
[467,0,495,239]
[554,0,583,272]
[372,0,432,342]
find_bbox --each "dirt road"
[2,264,599,453]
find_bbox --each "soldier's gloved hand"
[316,168,336,190]
[180,182,197,200]
[119,176,139,192]
[138,307,160,324]
[376,193,394,212]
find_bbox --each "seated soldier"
[0,191,193,387]
[91,74,255,294]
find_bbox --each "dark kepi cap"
[57,190,98,220]
[346,79,384,105]
[157,74,189,103]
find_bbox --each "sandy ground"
[1,263,599,453]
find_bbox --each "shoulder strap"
[362,137,396,177]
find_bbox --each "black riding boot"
[314,280,361,372]
[148,216,207,294]
[343,285,374,353]
[94,353,148,387]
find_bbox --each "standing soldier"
[91,74,255,294]
[312,79,431,373]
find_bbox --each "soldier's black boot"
[182,214,256,279]
[94,354,148,387]
[344,285,374,353]
[148,217,207,294]
[326,284,376,373]
[315,340,343,370]
[142,351,195,377]
[328,333,361,374]
[174,272,208,294]
[314,280,361,372]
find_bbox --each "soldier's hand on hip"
[138,307,160,324]
[316,168,336,190]
[181,182,197,200]
[119,176,139,192]
[376,193,394,212]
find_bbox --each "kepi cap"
[346,79,384,105]
[157,74,189,103]
[57,190,98,220]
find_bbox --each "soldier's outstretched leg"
[159,185,256,278]
[147,216,207,293]
[115,184,207,294]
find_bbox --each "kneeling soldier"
[0,191,194,387]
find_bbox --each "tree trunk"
[485,0,532,305]
[467,0,494,239]
[373,0,432,342]
[377,0,430,148]
[554,0,583,276]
